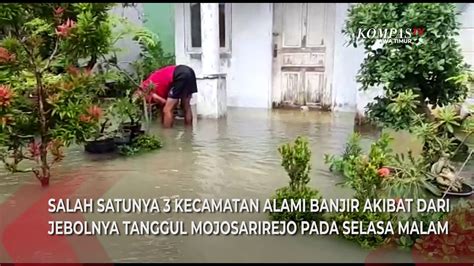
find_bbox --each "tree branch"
[13,27,37,69]
[101,55,141,88]
[13,167,37,174]
[41,39,59,73]
[86,54,97,70]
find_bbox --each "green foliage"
[268,186,323,222]
[368,90,426,130]
[270,136,324,222]
[325,132,394,200]
[433,105,462,135]
[96,19,174,121]
[118,134,162,156]
[0,3,115,185]
[105,18,175,85]
[382,152,442,200]
[324,132,447,250]
[413,111,465,164]
[344,3,469,128]
[325,132,363,175]
[131,27,175,82]
[332,210,395,249]
[108,92,141,124]
[278,136,312,191]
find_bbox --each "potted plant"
[84,115,117,154]
[109,92,143,137]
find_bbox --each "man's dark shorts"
[168,65,198,99]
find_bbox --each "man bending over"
[140,65,198,128]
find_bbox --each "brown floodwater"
[0,107,469,263]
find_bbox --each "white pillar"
[196,3,227,119]
[200,3,220,75]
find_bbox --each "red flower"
[0,85,13,108]
[66,65,80,76]
[87,105,103,120]
[412,27,425,37]
[0,47,15,63]
[55,18,76,38]
[54,6,65,17]
[79,114,92,123]
[377,167,390,177]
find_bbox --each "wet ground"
[0,108,470,263]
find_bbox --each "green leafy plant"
[131,27,175,80]
[344,3,469,129]
[269,186,322,222]
[324,132,363,176]
[325,132,394,200]
[108,92,141,125]
[332,210,395,249]
[269,136,324,222]
[278,136,312,191]
[99,23,174,131]
[0,3,115,186]
[86,108,116,141]
[118,134,162,156]
[413,120,458,164]
[382,152,442,200]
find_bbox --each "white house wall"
[458,3,474,69]
[175,3,273,108]
[458,3,474,110]
[332,3,364,112]
[174,3,473,113]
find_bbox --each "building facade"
[127,3,474,118]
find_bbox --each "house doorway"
[271,3,336,109]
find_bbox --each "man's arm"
[150,92,167,106]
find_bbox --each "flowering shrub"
[0,3,116,186]
[377,167,390,177]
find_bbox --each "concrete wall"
[110,4,144,72]
[332,3,364,112]
[175,3,273,109]
[458,3,474,109]
[143,3,175,55]
[458,3,474,69]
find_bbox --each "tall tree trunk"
[34,71,50,187]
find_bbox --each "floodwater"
[0,107,467,263]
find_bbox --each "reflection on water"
[0,107,424,263]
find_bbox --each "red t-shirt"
[140,65,176,99]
